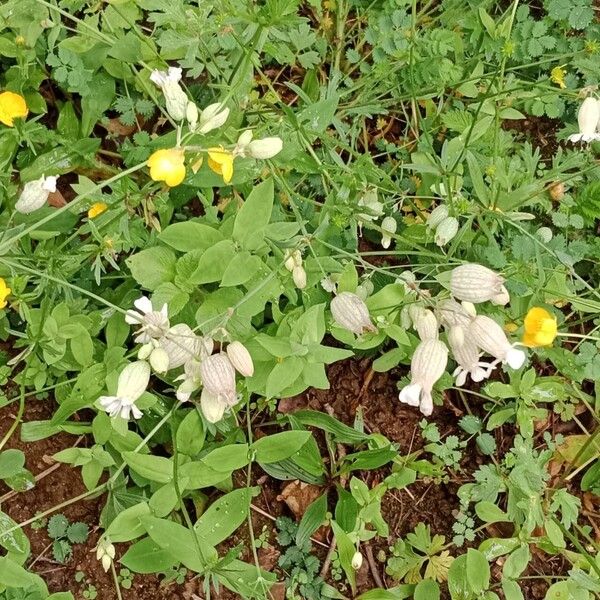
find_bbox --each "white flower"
[96,538,116,573]
[427,204,449,229]
[125,296,170,343]
[292,265,307,289]
[226,341,254,377]
[158,323,213,369]
[436,299,474,331]
[200,388,227,423]
[351,551,363,570]
[98,361,150,420]
[434,216,459,246]
[234,130,254,156]
[175,358,203,402]
[198,103,229,134]
[357,188,384,223]
[150,67,188,121]
[409,306,439,341]
[284,249,302,272]
[331,291,376,335]
[450,264,507,304]
[399,339,448,416]
[247,137,283,159]
[15,175,58,214]
[568,97,600,143]
[468,315,526,369]
[381,216,397,249]
[448,326,493,386]
[200,352,237,404]
[320,276,337,293]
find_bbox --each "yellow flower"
[0,278,11,309]
[147,148,186,187]
[550,66,566,89]
[88,202,108,219]
[522,307,558,348]
[0,91,28,127]
[207,147,234,184]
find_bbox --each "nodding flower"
[150,67,188,121]
[568,97,600,144]
[399,339,448,416]
[468,315,526,370]
[125,296,170,344]
[448,326,493,386]
[450,263,508,305]
[98,361,150,420]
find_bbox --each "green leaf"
[415,579,440,600]
[221,252,263,287]
[66,522,89,544]
[47,514,69,539]
[120,536,177,574]
[503,544,530,580]
[0,557,47,595]
[266,356,304,398]
[0,449,25,479]
[202,444,250,472]
[502,579,524,600]
[122,452,173,483]
[475,502,510,524]
[195,487,260,546]
[188,240,236,284]
[105,502,151,543]
[126,247,176,290]
[233,178,274,250]
[331,520,356,593]
[158,222,224,252]
[252,430,311,464]
[296,492,328,547]
[466,549,490,593]
[176,409,205,456]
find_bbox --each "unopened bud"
[427,204,449,229]
[450,264,506,304]
[351,551,363,570]
[226,341,254,377]
[434,216,459,246]
[292,265,307,289]
[331,292,376,335]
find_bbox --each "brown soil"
[0,357,579,599]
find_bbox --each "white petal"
[42,176,58,192]
[125,310,142,324]
[201,389,226,423]
[167,67,182,82]
[419,392,434,416]
[134,296,153,314]
[150,70,168,87]
[506,347,526,370]
[399,383,421,407]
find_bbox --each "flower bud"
[399,339,448,416]
[381,216,397,249]
[409,306,439,340]
[356,279,374,300]
[150,67,188,121]
[292,265,307,289]
[186,101,198,129]
[351,551,363,570]
[247,137,283,159]
[200,352,236,397]
[436,299,474,330]
[331,291,376,335]
[568,97,600,143]
[450,264,506,304]
[548,182,565,201]
[468,315,525,369]
[434,216,459,246]
[149,347,170,374]
[198,103,229,134]
[427,204,449,229]
[200,388,226,423]
[15,175,58,214]
[227,341,254,377]
[96,538,116,573]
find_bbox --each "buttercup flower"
[198,103,229,134]
[125,296,170,343]
[207,147,234,183]
[399,339,448,416]
[150,67,188,121]
[0,91,28,127]
[88,202,107,219]
[568,97,600,143]
[98,361,150,420]
[0,278,11,309]
[15,175,58,214]
[148,148,186,187]
[522,307,558,348]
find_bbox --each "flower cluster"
[146,66,283,188]
[427,204,459,247]
[97,296,254,423]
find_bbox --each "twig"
[365,545,385,588]
[320,536,337,578]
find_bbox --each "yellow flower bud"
[147,148,186,187]
[88,202,108,219]
[0,278,11,309]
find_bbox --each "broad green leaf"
[189,240,235,284]
[120,536,177,574]
[105,502,151,543]
[158,222,223,252]
[252,430,311,464]
[296,492,327,547]
[415,579,440,600]
[331,520,356,593]
[466,549,490,593]
[126,247,176,290]
[266,356,304,398]
[233,178,274,250]
[0,450,25,479]
[122,452,173,484]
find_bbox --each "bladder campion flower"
[0,91,28,127]
[207,147,234,183]
[88,202,108,219]
[522,307,558,348]
[147,148,186,187]
[150,67,188,121]
[125,296,170,343]
[0,278,11,309]
[98,361,150,420]
[15,175,57,214]
[568,97,600,143]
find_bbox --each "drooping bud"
[331,291,377,335]
[96,538,116,573]
[568,97,600,143]
[381,216,397,249]
[292,265,307,289]
[468,315,526,369]
[409,306,439,340]
[427,204,449,229]
[226,341,254,377]
[186,101,198,129]
[449,264,506,304]
[448,326,492,386]
[355,279,374,300]
[150,67,188,121]
[198,103,229,134]
[351,551,363,570]
[159,323,213,369]
[200,352,236,398]
[149,347,170,374]
[399,339,448,416]
[15,175,58,214]
[200,388,227,423]
[247,137,283,159]
[434,216,459,246]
